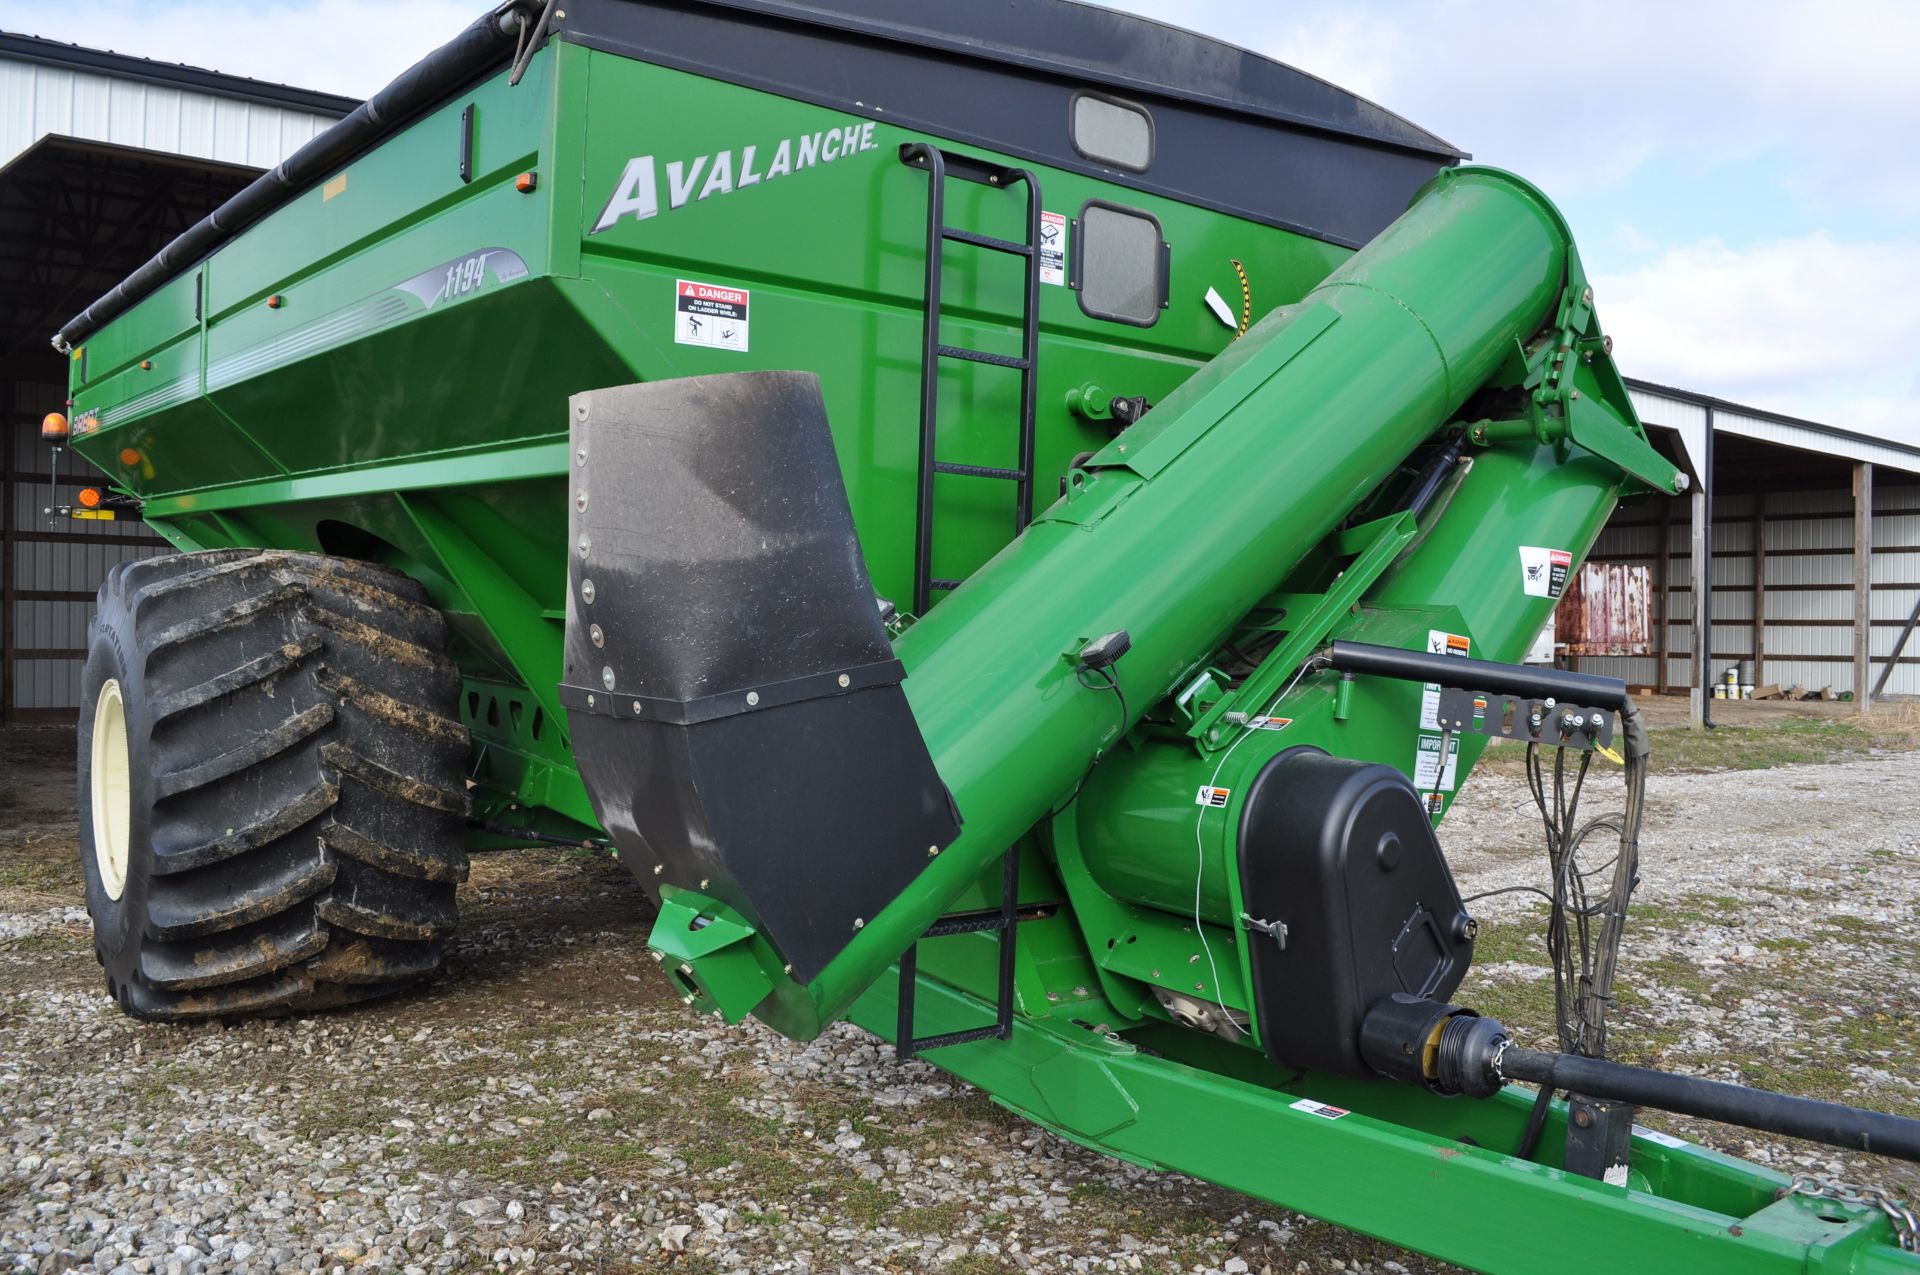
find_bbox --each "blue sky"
[6,0,1917,441]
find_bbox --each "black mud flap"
[1239,747,1475,1079]
[560,372,961,982]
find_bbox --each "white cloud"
[1251,0,1920,215]
[0,0,476,99]
[1595,232,1920,439]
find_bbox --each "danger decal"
[1039,211,1067,286]
[675,279,749,352]
[1519,546,1573,599]
[1194,786,1232,809]
[592,120,882,233]
[1289,1098,1351,1120]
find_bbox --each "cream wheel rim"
[90,678,132,901]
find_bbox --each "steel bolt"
[927,845,939,857]
[653,864,664,876]
[699,878,709,889]
[1194,982,1205,992]
[632,701,642,715]
[575,444,588,466]
[576,490,589,512]
[581,578,595,604]
[649,951,663,962]
[577,533,591,559]
[1581,286,1593,305]
[837,673,850,688]
[601,666,616,690]
[782,963,793,975]
[1574,1108,1594,1128]
[746,691,760,706]
[681,995,694,1006]
[679,963,693,975]
[590,623,604,647]
[586,694,595,708]
[853,917,864,929]
[1188,954,1200,964]
[1150,968,1161,978]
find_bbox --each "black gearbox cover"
[1238,747,1474,1078]
[562,372,961,982]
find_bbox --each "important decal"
[674,280,750,352]
[1519,545,1572,599]
[1194,785,1232,808]
[1419,629,1471,730]
[1039,211,1067,286]
[1289,1098,1351,1120]
[1413,733,1460,792]
[1246,715,1293,731]
[591,119,881,233]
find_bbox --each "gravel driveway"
[4,723,1916,1274]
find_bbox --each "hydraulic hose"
[1498,1045,1920,1163]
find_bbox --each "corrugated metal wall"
[1575,484,1920,698]
[2,46,343,720]
[5,381,172,715]
[0,58,337,171]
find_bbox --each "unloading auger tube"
[570,166,1596,1038]
[566,165,1919,1250]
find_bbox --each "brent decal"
[590,120,880,234]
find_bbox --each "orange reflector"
[77,486,102,509]
[267,294,283,309]
[119,447,142,467]
[40,412,69,440]
[140,359,152,370]
[515,171,538,193]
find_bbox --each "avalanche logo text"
[591,119,880,233]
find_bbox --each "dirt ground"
[3,704,1917,1274]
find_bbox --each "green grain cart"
[53,2,1920,1270]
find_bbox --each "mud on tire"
[77,549,470,1020]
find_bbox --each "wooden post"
[1751,495,1765,688]
[1655,495,1671,694]
[1854,461,1873,713]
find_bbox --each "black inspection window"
[1073,201,1169,326]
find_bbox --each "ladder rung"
[907,1025,1008,1052]
[933,462,1027,481]
[930,578,964,591]
[941,227,1034,257]
[922,908,1014,938]
[937,344,1030,370]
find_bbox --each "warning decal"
[1413,733,1460,792]
[1519,546,1572,599]
[1039,211,1067,286]
[675,279,750,352]
[1195,786,1232,808]
[1290,1098,1351,1120]
[1246,715,1293,732]
[1418,629,1470,730]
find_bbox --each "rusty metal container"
[1555,561,1653,657]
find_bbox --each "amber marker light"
[76,487,103,509]
[515,171,538,192]
[120,448,142,467]
[41,412,69,440]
